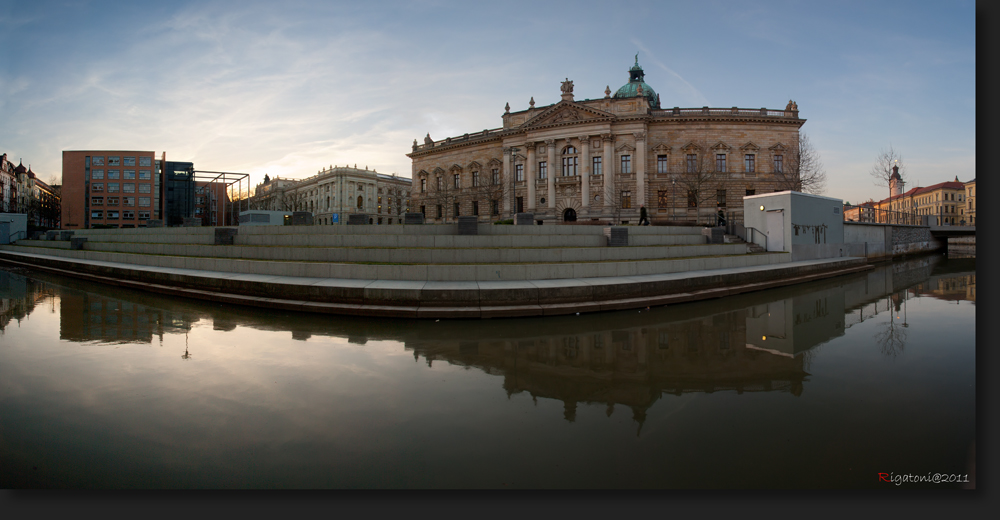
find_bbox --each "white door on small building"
[766,210,784,252]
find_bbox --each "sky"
[0,0,976,205]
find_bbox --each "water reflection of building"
[59,291,198,343]
[745,286,846,357]
[911,273,975,304]
[0,269,55,331]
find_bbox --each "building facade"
[408,58,806,225]
[964,178,975,225]
[1,153,61,228]
[251,166,412,225]
[62,151,164,229]
[871,177,969,226]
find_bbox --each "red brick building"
[62,151,162,229]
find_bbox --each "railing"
[412,127,504,152]
[843,205,921,226]
[745,226,768,251]
[651,107,795,118]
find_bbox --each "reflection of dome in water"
[613,55,659,108]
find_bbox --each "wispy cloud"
[631,38,710,107]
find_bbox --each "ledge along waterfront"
[0,223,873,318]
[0,253,975,488]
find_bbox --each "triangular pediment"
[615,143,636,153]
[681,142,702,152]
[710,141,731,151]
[740,141,760,151]
[769,143,786,152]
[519,101,615,129]
[651,143,672,153]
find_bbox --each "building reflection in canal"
[1,254,974,431]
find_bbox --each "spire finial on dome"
[635,53,639,67]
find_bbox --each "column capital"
[601,133,615,142]
[633,132,646,141]
[502,147,513,155]
[577,135,590,144]
[544,138,556,146]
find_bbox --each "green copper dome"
[613,54,659,108]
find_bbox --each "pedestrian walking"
[639,205,650,226]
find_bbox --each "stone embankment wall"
[844,222,944,261]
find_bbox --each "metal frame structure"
[189,170,250,227]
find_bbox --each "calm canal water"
[0,254,975,489]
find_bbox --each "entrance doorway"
[563,208,577,222]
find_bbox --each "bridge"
[929,226,975,239]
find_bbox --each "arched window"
[357,195,364,209]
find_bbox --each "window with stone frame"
[620,190,632,209]
[492,169,500,185]
[716,189,726,208]
[688,189,698,208]
[454,202,460,217]
[592,157,601,176]
[716,154,727,172]
[687,154,697,173]
[538,162,547,180]
[453,173,460,188]
[516,164,524,181]
[744,154,755,173]
[421,178,426,192]
[437,177,442,190]
[657,190,668,208]
[620,155,631,174]
[657,155,668,174]
[473,200,479,216]
[562,146,578,176]
[516,196,523,213]
[472,171,479,187]
[436,205,442,218]
[491,199,499,215]
[773,155,783,173]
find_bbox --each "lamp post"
[509,147,519,218]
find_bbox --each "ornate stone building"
[251,165,412,225]
[408,58,806,224]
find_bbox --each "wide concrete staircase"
[0,224,789,282]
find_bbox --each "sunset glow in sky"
[1,0,975,205]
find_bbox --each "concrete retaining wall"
[844,222,943,260]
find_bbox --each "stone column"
[602,134,614,211]
[579,136,590,209]
[526,142,537,211]
[635,132,646,210]
[546,139,556,210]
[502,147,512,215]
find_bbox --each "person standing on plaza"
[639,204,649,226]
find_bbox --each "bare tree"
[775,133,827,194]
[869,145,906,206]
[677,145,722,225]
[473,170,506,222]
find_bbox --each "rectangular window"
[92,183,104,192]
[592,157,601,176]
[516,196,523,213]
[621,190,632,209]
[657,155,668,174]
[473,200,479,216]
[139,197,150,207]
[621,155,631,174]
[744,154,755,173]
[657,190,668,208]
[746,189,755,196]
[123,197,135,206]
[139,184,151,193]
[123,183,136,193]
[123,210,135,219]
[123,157,136,166]
[687,154,697,173]
[139,170,150,180]
[108,170,120,179]
[92,156,105,166]
[472,171,479,187]
[436,205,442,218]
[91,169,104,180]
[436,177,442,190]
[124,170,136,179]
[538,162,547,180]
[92,197,103,206]
[108,156,120,166]
[688,190,698,208]
[774,155,783,173]
[139,211,150,220]
[492,169,499,185]
[91,210,103,219]
[107,211,120,219]
[516,164,524,181]
[716,189,726,208]
[491,199,499,215]
[108,183,119,193]
[454,202,460,217]
[562,156,577,176]
[107,197,119,205]
[139,156,151,167]
[454,173,460,188]
[420,179,427,192]
[716,154,726,172]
